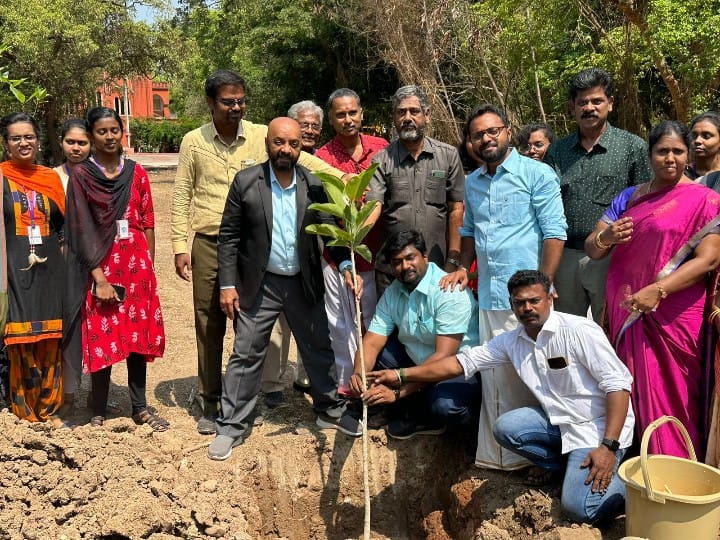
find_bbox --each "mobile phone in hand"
[91,282,126,302]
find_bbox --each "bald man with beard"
[208,118,363,460]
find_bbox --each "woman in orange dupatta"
[0,113,66,423]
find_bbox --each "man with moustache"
[172,70,346,434]
[208,118,362,460]
[348,230,481,439]
[367,270,634,524]
[314,88,389,393]
[367,85,465,296]
[441,103,567,470]
[545,68,651,322]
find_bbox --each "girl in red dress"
[64,107,167,431]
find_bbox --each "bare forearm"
[540,238,564,282]
[604,390,630,440]
[403,356,464,383]
[447,203,464,258]
[459,236,476,268]
[144,228,155,262]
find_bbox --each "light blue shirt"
[369,262,479,365]
[460,148,567,310]
[267,166,300,275]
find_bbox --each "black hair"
[381,230,427,261]
[205,70,246,100]
[507,270,551,296]
[0,112,41,141]
[647,120,690,155]
[569,68,613,101]
[87,107,124,134]
[60,118,90,140]
[690,111,720,134]
[514,122,556,150]
[464,104,510,136]
[326,88,361,111]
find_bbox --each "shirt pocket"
[591,175,625,206]
[499,193,529,225]
[425,171,447,205]
[387,175,412,204]
[545,362,584,396]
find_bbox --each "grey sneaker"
[197,415,218,435]
[208,435,243,461]
[316,411,362,437]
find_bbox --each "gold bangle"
[709,308,720,325]
[656,282,668,299]
[594,233,611,250]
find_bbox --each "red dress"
[81,164,165,373]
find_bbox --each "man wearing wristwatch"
[368,270,634,523]
[366,85,465,297]
[440,104,567,471]
[348,230,481,440]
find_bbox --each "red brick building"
[96,77,172,148]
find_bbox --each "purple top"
[601,185,638,223]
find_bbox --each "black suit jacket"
[217,161,348,310]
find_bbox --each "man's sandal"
[132,408,170,432]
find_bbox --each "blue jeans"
[492,406,626,523]
[376,332,480,430]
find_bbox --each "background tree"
[0,0,180,162]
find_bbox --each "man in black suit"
[209,117,362,460]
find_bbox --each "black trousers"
[90,352,146,415]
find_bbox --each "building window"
[114,96,130,116]
[153,94,165,117]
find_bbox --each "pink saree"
[607,183,720,458]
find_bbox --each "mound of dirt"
[0,170,626,539]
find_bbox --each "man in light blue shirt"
[349,230,481,440]
[441,103,567,470]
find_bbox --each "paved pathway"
[131,153,179,170]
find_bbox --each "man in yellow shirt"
[171,70,345,434]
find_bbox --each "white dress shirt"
[457,310,635,453]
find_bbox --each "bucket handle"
[640,415,697,503]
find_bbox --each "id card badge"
[27,225,42,245]
[117,219,130,240]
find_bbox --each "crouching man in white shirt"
[367,269,634,523]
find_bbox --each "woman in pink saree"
[585,120,720,458]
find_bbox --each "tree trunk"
[43,96,62,165]
[607,0,689,122]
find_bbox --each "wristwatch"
[392,388,401,402]
[601,438,620,452]
[446,257,461,267]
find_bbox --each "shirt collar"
[518,309,559,341]
[572,122,614,152]
[398,137,433,163]
[478,147,520,177]
[269,163,297,189]
[397,262,440,298]
[211,119,245,145]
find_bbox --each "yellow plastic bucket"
[618,416,720,539]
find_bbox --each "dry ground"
[0,169,625,539]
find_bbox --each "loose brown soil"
[0,169,626,539]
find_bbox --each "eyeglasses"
[298,122,321,131]
[470,126,506,142]
[7,134,38,144]
[217,97,247,107]
[521,141,547,152]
